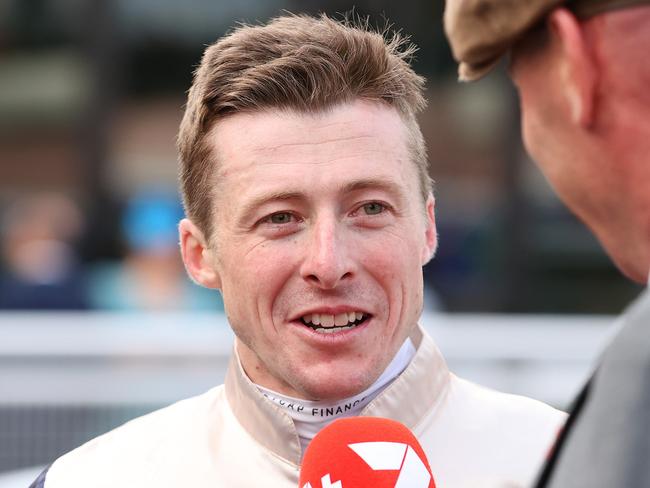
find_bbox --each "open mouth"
[300,312,370,334]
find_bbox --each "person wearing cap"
[445,0,650,486]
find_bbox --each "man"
[444,0,650,486]
[31,14,565,488]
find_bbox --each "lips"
[300,311,369,333]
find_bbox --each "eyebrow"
[237,177,405,224]
[237,190,305,225]
[341,178,404,198]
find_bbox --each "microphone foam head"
[299,417,435,488]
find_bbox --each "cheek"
[218,241,297,317]
[516,72,549,163]
[517,71,565,172]
[359,232,424,289]
[521,104,560,181]
[519,93,541,155]
[521,107,571,192]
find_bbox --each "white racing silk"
[39,326,566,488]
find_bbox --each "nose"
[299,217,354,289]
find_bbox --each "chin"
[613,255,648,284]
[593,228,649,284]
[296,371,378,402]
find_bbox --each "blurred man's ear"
[548,8,597,128]
[178,218,222,289]
[422,194,438,265]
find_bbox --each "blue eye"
[269,212,293,224]
[363,202,385,215]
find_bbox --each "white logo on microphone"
[302,473,342,488]
[348,441,431,488]
[301,442,431,488]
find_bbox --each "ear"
[421,194,438,265]
[178,218,222,289]
[548,8,597,128]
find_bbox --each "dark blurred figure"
[0,193,89,309]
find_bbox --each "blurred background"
[0,0,644,482]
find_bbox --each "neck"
[256,338,417,453]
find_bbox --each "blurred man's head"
[445,0,650,283]
[177,14,437,401]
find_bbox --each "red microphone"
[299,417,436,488]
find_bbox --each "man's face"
[509,32,639,279]
[194,100,436,401]
[509,42,570,194]
[510,38,604,226]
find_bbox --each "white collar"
[224,325,451,466]
[256,338,417,453]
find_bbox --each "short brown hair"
[177,13,429,240]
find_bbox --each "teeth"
[301,311,367,328]
[320,314,334,327]
[334,313,348,326]
[314,324,355,334]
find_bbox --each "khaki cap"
[444,0,650,81]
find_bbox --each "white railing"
[0,311,616,481]
[0,311,615,407]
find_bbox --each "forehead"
[207,100,419,202]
